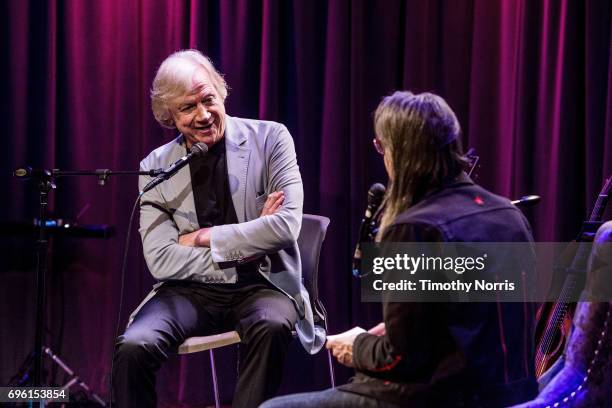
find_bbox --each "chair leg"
[209,349,221,408]
[326,348,336,388]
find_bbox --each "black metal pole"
[33,178,52,388]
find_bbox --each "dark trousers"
[112,281,298,408]
[260,388,404,408]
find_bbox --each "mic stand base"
[7,347,107,406]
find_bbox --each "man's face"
[171,67,226,148]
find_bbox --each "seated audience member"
[261,91,537,407]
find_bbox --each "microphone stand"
[32,170,53,389]
[16,167,161,394]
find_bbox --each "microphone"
[140,142,208,195]
[352,183,386,277]
[511,195,541,208]
[13,167,55,180]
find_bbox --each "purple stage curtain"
[1,0,611,406]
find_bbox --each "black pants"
[112,281,298,408]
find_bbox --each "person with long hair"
[262,91,537,407]
[373,91,468,234]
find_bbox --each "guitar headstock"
[588,174,612,222]
[465,148,480,180]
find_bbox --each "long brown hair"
[375,91,468,235]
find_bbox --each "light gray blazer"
[134,115,325,354]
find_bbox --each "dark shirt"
[190,139,237,228]
[188,139,267,291]
[340,173,538,407]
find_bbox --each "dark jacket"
[339,173,538,407]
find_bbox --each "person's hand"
[178,227,211,247]
[367,322,386,336]
[325,327,366,368]
[260,191,284,216]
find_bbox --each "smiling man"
[170,64,226,146]
[112,50,324,408]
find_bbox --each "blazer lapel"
[224,116,250,223]
[165,137,199,230]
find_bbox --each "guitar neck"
[570,179,611,269]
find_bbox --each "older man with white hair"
[112,50,324,408]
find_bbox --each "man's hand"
[325,326,366,368]
[260,191,284,216]
[178,191,285,248]
[178,228,211,247]
[367,322,386,336]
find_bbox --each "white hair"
[150,50,229,128]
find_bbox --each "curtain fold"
[1,0,611,405]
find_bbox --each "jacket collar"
[418,171,474,202]
[224,115,248,148]
[222,115,250,222]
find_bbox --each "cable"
[108,195,141,407]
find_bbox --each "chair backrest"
[297,214,330,328]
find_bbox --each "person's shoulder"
[140,135,183,168]
[390,180,517,228]
[393,181,532,242]
[383,220,445,242]
[227,116,293,152]
[468,183,515,207]
[229,116,289,137]
[416,181,516,217]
